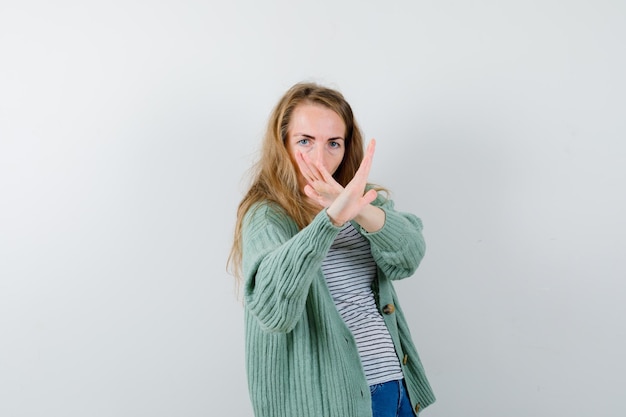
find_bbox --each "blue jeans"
[370,379,416,417]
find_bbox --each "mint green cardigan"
[242,194,436,417]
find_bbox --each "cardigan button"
[403,354,408,365]
[415,402,421,413]
[382,304,395,314]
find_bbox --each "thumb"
[362,189,378,206]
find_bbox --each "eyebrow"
[294,133,345,141]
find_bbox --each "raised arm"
[242,204,341,333]
[359,196,427,281]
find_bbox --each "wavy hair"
[228,82,378,283]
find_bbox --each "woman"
[228,82,435,417]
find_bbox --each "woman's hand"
[295,139,379,227]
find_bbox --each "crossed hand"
[294,139,378,227]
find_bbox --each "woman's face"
[286,103,346,188]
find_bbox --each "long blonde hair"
[227,82,374,283]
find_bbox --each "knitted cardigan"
[242,194,436,417]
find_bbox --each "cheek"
[329,152,345,174]
[286,145,300,170]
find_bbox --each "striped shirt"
[322,222,404,386]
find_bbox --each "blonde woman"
[229,82,435,417]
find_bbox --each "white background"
[1,1,625,416]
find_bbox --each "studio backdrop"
[1,1,624,416]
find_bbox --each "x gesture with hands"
[294,139,385,232]
[232,82,435,417]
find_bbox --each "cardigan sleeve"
[357,196,426,281]
[241,204,341,333]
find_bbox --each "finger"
[299,151,324,183]
[363,138,376,167]
[351,189,378,215]
[366,138,376,156]
[315,158,341,186]
[353,139,376,180]
[303,184,317,199]
[303,184,325,207]
[362,189,378,205]
[295,151,318,184]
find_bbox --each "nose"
[310,144,324,166]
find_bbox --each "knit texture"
[242,195,436,417]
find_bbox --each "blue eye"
[329,141,340,148]
[297,139,310,145]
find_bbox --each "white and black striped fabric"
[321,222,404,386]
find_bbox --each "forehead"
[289,103,346,135]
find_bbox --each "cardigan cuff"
[358,206,417,249]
